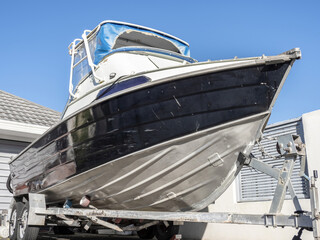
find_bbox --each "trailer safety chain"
[255,135,283,160]
[256,141,283,160]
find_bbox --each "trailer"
[3,134,320,240]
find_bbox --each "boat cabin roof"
[74,20,190,65]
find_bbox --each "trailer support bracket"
[28,193,46,226]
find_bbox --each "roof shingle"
[0,90,60,127]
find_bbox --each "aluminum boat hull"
[10,60,294,211]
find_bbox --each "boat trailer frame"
[4,134,320,239]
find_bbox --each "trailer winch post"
[268,134,304,214]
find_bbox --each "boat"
[8,21,301,213]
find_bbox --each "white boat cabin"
[63,21,195,118]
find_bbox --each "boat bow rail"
[255,48,301,65]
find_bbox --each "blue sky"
[1,1,319,124]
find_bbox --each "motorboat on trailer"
[8,21,301,214]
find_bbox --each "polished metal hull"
[43,112,269,211]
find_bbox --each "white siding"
[0,140,29,210]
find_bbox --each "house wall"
[0,121,49,212]
[180,109,320,240]
[0,140,29,210]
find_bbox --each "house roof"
[0,90,60,127]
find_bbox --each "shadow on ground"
[37,232,140,240]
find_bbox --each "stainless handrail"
[82,30,104,84]
[68,39,81,98]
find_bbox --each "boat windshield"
[70,39,96,95]
[68,21,191,98]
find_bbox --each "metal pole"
[310,174,320,240]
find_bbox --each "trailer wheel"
[155,222,179,240]
[137,226,155,239]
[17,201,39,240]
[9,200,23,240]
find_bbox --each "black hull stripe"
[38,103,264,170]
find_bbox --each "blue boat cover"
[94,22,190,64]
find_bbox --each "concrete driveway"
[37,232,140,240]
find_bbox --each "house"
[0,90,60,211]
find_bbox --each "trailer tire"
[9,200,23,240]
[155,222,179,240]
[137,226,155,239]
[17,201,39,240]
